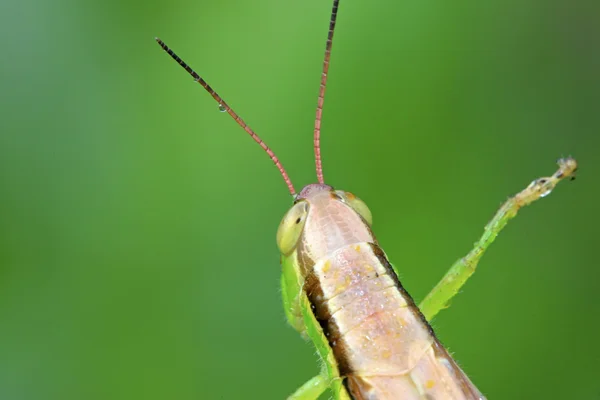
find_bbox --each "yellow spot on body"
[382,349,392,359]
[337,275,352,292]
[425,380,435,389]
[322,260,331,273]
[354,244,361,252]
[346,192,356,200]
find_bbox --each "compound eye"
[335,190,372,226]
[276,201,309,256]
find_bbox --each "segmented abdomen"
[304,242,485,400]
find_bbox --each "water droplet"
[218,104,226,112]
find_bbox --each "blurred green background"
[1,0,599,398]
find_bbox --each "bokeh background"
[1,0,599,399]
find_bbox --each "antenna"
[313,0,340,184]
[155,38,297,196]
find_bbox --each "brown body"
[295,184,484,399]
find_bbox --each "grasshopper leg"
[287,373,328,400]
[418,157,577,322]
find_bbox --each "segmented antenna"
[313,0,340,184]
[155,38,297,196]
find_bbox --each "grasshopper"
[156,0,577,398]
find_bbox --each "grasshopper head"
[276,184,374,263]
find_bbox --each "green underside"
[281,253,352,400]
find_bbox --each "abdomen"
[303,242,485,400]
